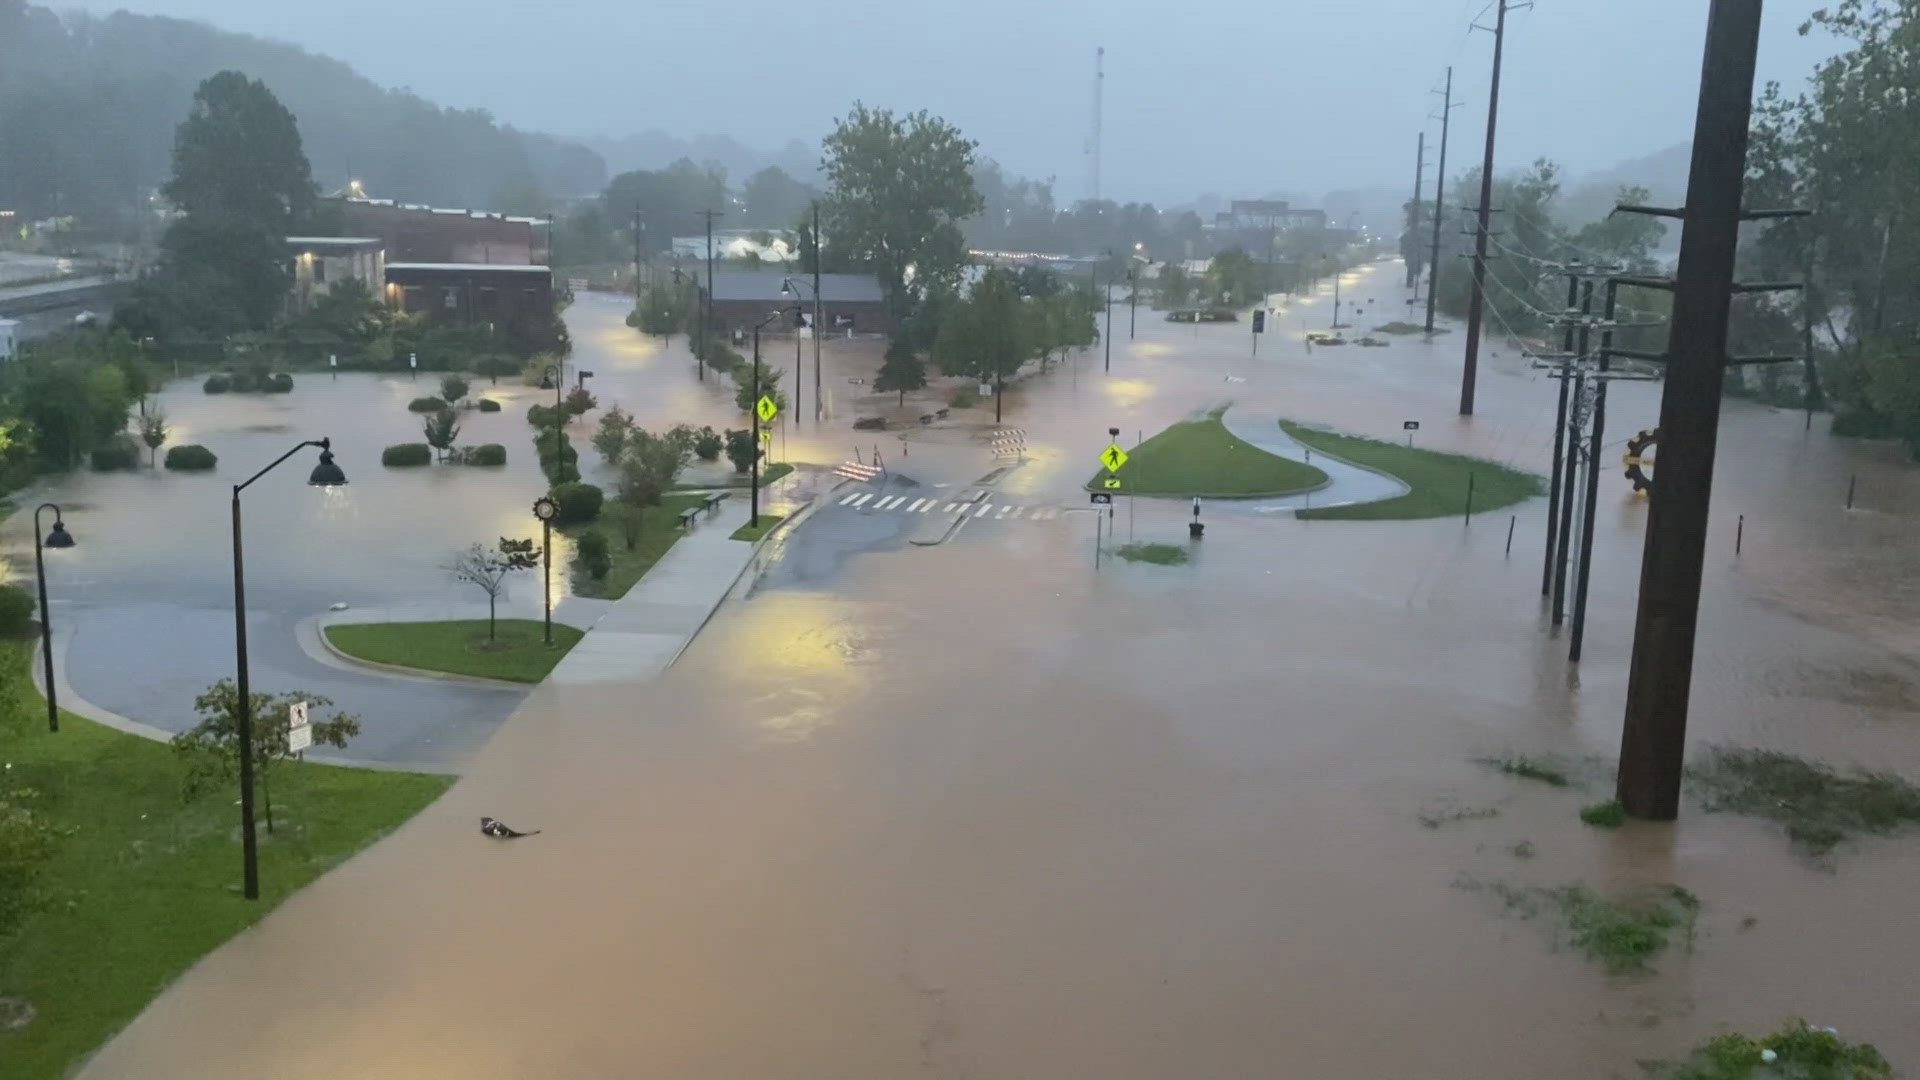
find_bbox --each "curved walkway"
[1217,408,1410,513]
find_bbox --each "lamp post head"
[533,496,559,523]
[780,278,795,296]
[308,441,348,487]
[44,520,75,549]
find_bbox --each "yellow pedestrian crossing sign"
[1100,444,1128,473]
[758,428,772,442]
[756,395,779,422]
[1103,478,1122,489]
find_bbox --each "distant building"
[671,230,797,263]
[384,263,553,330]
[701,270,889,336]
[1213,200,1328,234]
[286,237,384,312]
[328,197,549,265]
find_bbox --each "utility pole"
[1408,130,1426,292]
[1104,254,1114,372]
[1542,269,1579,598]
[1552,280,1595,626]
[1616,0,1768,821]
[1425,67,1455,335]
[1568,280,1618,662]
[1460,0,1514,416]
[632,205,645,295]
[698,209,723,382]
[812,201,823,424]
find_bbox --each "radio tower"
[1087,46,1104,203]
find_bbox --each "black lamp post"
[539,362,564,475]
[1128,266,1138,340]
[782,275,823,425]
[532,496,558,646]
[232,438,346,900]
[33,503,74,733]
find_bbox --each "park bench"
[678,506,701,532]
[703,491,729,517]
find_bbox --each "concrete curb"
[302,615,544,691]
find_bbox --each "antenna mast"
[1088,46,1105,203]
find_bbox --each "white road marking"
[944,503,960,513]
[995,506,1011,519]
[1032,508,1057,520]
[906,498,927,512]
[849,493,874,507]
[876,496,903,510]
[1008,507,1026,519]
[920,501,936,513]
[974,503,992,518]
[839,493,861,505]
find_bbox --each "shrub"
[527,402,568,429]
[546,460,581,484]
[694,425,723,461]
[724,428,760,474]
[90,435,140,471]
[476,398,502,413]
[407,396,446,413]
[381,443,433,467]
[203,373,232,393]
[473,354,518,383]
[0,583,35,636]
[466,443,507,466]
[564,387,598,415]
[1580,800,1627,829]
[575,529,612,581]
[549,481,604,526]
[701,341,743,375]
[949,385,981,409]
[1832,408,1897,439]
[852,416,888,431]
[439,374,470,404]
[164,444,218,471]
[266,372,294,393]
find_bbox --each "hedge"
[203,373,232,394]
[266,372,294,393]
[466,443,507,466]
[0,583,34,637]
[164,444,218,471]
[407,396,447,413]
[476,398,503,413]
[548,481,604,526]
[90,436,141,472]
[381,443,433,467]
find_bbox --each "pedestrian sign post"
[286,700,311,753]
[755,396,779,423]
[1102,478,1122,489]
[1099,444,1128,473]
[1090,493,1113,505]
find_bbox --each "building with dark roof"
[385,263,553,331]
[703,270,890,336]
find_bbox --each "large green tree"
[821,104,983,322]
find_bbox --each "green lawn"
[1115,542,1190,565]
[730,514,785,542]
[566,493,706,599]
[1280,420,1544,520]
[1086,413,1327,497]
[671,461,793,489]
[0,639,452,1079]
[324,619,583,683]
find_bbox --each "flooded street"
[71,266,1920,1077]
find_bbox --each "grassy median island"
[1280,420,1543,520]
[0,639,452,1079]
[325,619,583,683]
[1086,412,1327,497]
[729,514,784,542]
[567,493,706,600]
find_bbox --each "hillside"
[1559,142,1691,227]
[0,0,606,231]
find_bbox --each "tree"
[934,268,1030,421]
[138,403,168,467]
[741,165,816,227]
[822,103,983,323]
[422,408,461,462]
[629,281,688,337]
[603,502,644,552]
[733,364,787,416]
[439,374,469,406]
[723,428,761,474]
[444,538,540,641]
[173,683,360,835]
[874,340,927,405]
[615,426,691,507]
[592,405,635,464]
[1157,264,1193,308]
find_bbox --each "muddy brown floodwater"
[74,264,1920,1078]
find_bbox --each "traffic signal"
[1252,309,1266,333]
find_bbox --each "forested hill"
[0,0,606,229]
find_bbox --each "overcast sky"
[67,0,1841,203]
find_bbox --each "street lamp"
[532,497,558,646]
[781,275,823,425]
[33,503,74,733]
[232,438,346,900]
[749,310,783,529]
[1103,249,1115,373]
[538,362,564,477]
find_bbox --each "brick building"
[329,197,550,265]
[286,236,384,312]
[703,270,889,336]
[384,263,553,330]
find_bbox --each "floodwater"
[65,265,1920,1077]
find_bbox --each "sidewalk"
[546,498,763,685]
[1218,407,1409,511]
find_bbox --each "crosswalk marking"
[995,506,1011,519]
[974,503,992,518]
[879,495,906,510]
[839,493,861,505]
[943,502,960,512]
[849,493,874,507]
[906,498,927,512]
[834,489,1065,525]
[920,501,936,513]
[1008,507,1026,519]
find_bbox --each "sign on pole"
[1099,444,1129,474]
[286,700,312,753]
[1091,493,1113,505]
[1102,478,1122,489]
[755,395,779,422]
[1403,421,1421,431]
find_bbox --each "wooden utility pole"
[698,209,723,382]
[1408,131,1426,291]
[1425,67,1454,335]
[1617,0,1767,820]
[1459,0,1513,416]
